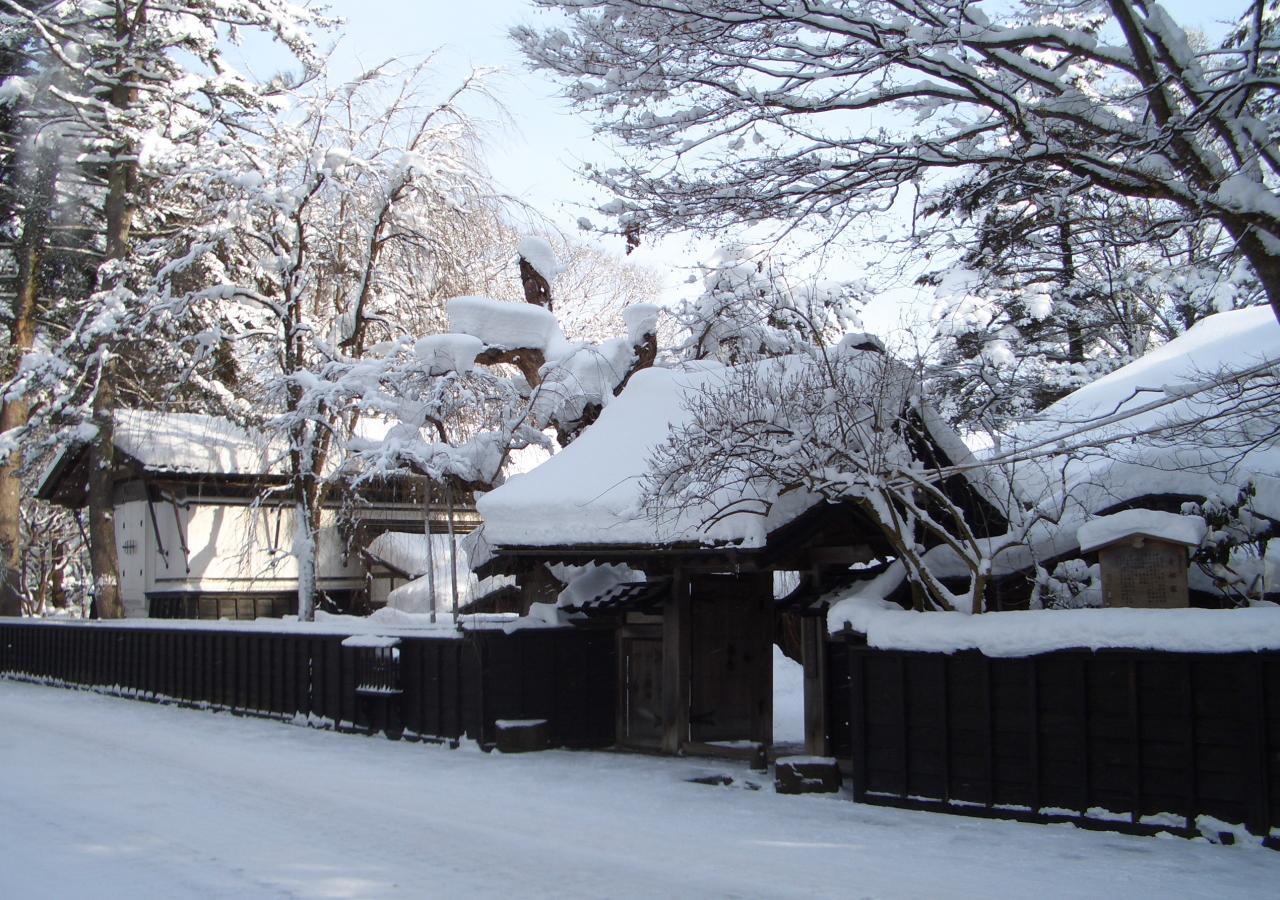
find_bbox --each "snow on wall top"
[1007,306,1280,522]
[1077,509,1208,554]
[830,595,1280,655]
[112,409,284,477]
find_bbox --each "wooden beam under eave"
[661,569,691,755]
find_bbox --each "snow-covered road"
[2,679,1276,899]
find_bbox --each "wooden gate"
[689,574,772,745]
[618,627,664,748]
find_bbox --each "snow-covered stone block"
[774,756,842,794]
[494,718,551,753]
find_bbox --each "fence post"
[1238,656,1270,837]
[849,644,867,803]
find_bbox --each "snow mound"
[517,236,564,281]
[447,295,566,353]
[622,303,660,344]
[477,348,899,549]
[414,333,483,375]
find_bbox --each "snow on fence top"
[830,595,1280,656]
[1077,509,1208,553]
[1006,306,1280,523]
[5,608,526,638]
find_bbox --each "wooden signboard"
[1097,538,1190,609]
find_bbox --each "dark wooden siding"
[840,642,1280,844]
[0,621,615,750]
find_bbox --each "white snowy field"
[2,680,1277,900]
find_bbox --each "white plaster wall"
[114,499,148,617]
[146,501,363,594]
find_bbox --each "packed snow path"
[2,680,1277,899]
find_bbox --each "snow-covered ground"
[2,679,1276,899]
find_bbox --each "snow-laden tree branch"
[516,1,1280,321]
[641,343,1018,613]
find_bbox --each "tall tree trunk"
[87,360,124,618]
[0,248,37,617]
[0,153,56,617]
[86,4,139,619]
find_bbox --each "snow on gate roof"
[475,343,977,554]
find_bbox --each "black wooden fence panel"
[842,642,1280,843]
[0,622,615,750]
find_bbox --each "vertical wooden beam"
[1027,657,1041,814]
[1239,656,1270,837]
[755,578,773,749]
[1128,658,1143,825]
[661,570,690,755]
[802,618,829,756]
[937,655,951,802]
[1182,657,1197,833]
[981,655,994,809]
[849,644,867,803]
[896,654,909,798]
[1078,656,1091,817]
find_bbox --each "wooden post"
[754,576,773,749]
[662,571,690,755]
[849,646,867,803]
[802,617,828,756]
[1239,657,1270,837]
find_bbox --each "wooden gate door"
[689,574,772,745]
[618,627,663,748]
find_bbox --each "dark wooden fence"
[842,641,1280,844]
[0,621,615,749]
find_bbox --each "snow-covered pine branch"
[516,1,1280,322]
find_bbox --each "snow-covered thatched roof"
[110,410,285,477]
[37,410,286,505]
[1007,305,1280,525]
[826,307,1280,628]
[475,343,981,555]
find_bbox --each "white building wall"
[144,500,363,596]
[114,499,148,617]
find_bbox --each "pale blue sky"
[255,1,1249,328]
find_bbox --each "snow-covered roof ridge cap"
[1077,509,1207,554]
